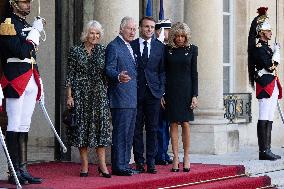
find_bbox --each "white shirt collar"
[139,37,152,45]
[119,35,130,45]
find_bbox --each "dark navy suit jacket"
[130,38,165,99]
[105,36,137,108]
[254,40,280,99]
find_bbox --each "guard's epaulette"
[0,18,16,36]
[256,43,262,48]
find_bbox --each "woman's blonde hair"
[168,22,191,48]
[80,20,104,42]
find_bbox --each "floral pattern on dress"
[65,43,111,148]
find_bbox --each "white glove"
[271,43,280,52]
[26,18,45,46]
[26,29,40,46]
[157,28,165,43]
[32,17,44,32]
[272,43,281,64]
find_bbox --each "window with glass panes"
[223,0,234,93]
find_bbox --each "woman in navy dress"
[163,22,198,172]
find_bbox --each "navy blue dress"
[165,45,198,122]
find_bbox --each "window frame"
[223,0,235,93]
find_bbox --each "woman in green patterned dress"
[65,20,111,178]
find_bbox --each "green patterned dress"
[65,43,111,148]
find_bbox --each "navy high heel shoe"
[183,160,190,172]
[98,167,111,178]
[171,163,179,172]
[80,171,88,177]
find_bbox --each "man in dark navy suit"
[131,16,165,174]
[105,16,137,176]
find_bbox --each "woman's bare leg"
[79,147,88,173]
[96,147,109,174]
[170,122,179,169]
[181,122,190,168]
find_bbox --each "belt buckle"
[31,57,36,69]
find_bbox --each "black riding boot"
[18,132,43,184]
[266,121,281,159]
[5,131,29,185]
[257,120,278,160]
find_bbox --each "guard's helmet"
[256,17,271,34]
[155,19,171,30]
[9,0,33,16]
[10,0,33,4]
[247,7,270,89]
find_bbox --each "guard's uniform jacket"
[0,13,42,100]
[254,40,282,99]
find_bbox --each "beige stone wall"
[26,0,55,147]
[160,0,184,23]
[92,0,140,45]
[83,0,95,27]
[185,0,224,116]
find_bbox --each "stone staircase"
[1,144,283,187]
[189,146,284,188]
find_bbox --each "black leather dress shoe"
[20,169,43,184]
[136,163,145,173]
[147,165,157,174]
[156,160,168,165]
[259,151,278,161]
[126,168,140,174]
[8,172,29,185]
[80,172,88,177]
[112,170,132,176]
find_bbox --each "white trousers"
[258,80,279,121]
[6,74,38,132]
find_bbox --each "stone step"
[188,146,284,188]
[255,170,284,189]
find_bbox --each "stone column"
[151,0,184,23]
[93,0,140,45]
[183,0,239,154]
[163,0,184,23]
[83,0,95,27]
[25,0,56,148]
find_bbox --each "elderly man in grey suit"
[105,16,137,176]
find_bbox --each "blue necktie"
[142,41,148,63]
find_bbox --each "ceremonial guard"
[154,19,173,165]
[0,0,44,185]
[248,7,282,161]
